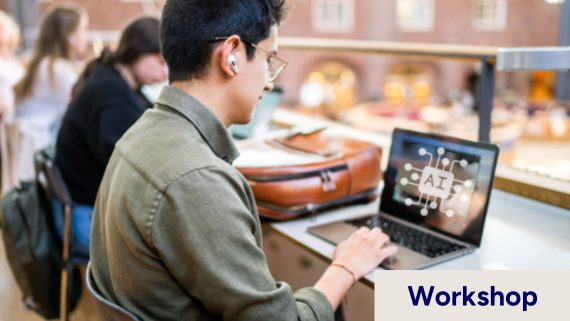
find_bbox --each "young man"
[90,0,397,320]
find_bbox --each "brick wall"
[275,0,560,105]
[279,0,558,47]
[40,0,164,31]
[33,0,560,104]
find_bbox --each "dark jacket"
[55,62,152,205]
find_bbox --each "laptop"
[308,128,499,270]
[230,88,283,139]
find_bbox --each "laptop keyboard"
[345,215,466,258]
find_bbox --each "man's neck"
[170,80,232,128]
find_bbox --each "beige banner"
[375,270,570,321]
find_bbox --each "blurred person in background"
[52,16,167,261]
[0,10,24,116]
[12,3,88,180]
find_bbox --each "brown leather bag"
[234,128,382,220]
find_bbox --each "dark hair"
[160,0,287,83]
[111,16,161,65]
[14,3,86,101]
[72,16,160,98]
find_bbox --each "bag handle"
[267,139,340,157]
[268,127,342,157]
[283,126,326,140]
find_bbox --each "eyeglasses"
[211,36,288,83]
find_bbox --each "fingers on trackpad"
[383,256,397,265]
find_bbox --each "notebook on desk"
[308,128,499,270]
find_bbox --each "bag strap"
[267,139,340,157]
[34,147,53,181]
[268,127,343,157]
[12,188,37,261]
[283,126,327,140]
[34,147,72,205]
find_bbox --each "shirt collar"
[155,85,240,164]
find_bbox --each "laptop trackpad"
[308,221,359,244]
[308,222,433,270]
[381,243,431,270]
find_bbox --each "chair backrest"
[86,262,141,321]
[35,146,72,206]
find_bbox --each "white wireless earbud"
[228,54,239,74]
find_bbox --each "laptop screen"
[380,129,499,247]
[230,89,283,139]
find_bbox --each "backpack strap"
[12,188,37,261]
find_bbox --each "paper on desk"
[234,139,329,168]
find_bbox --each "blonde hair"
[14,3,86,101]
[0,10,20,54]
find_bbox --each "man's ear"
[219,36,241,78]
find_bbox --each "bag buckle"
[308,204,318,222]
[320,170,336,193]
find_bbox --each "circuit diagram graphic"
[400,147,475,217]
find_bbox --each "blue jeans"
[51,199,93,264]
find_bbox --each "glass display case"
[272,37,570,210]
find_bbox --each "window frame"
[312,0,355,33]
[472,0,508,32]
[396,0,435,33]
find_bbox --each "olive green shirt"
[90,85,334,321]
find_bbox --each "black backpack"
[0,148,81,319]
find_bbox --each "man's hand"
[314,227,397,310]
[332,227,397,279]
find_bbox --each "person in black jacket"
[53,16,168,260]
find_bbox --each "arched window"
[384,63,432,104]
[299,62,356,119]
